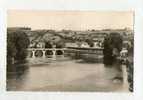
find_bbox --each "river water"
[7,57,129,92]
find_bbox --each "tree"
[86,39,94,47]
[7,30,30,63]
[43,34,65,48]
[56,41,65,48]
[45,42,52,48]
[103,33,123,65]
[7,32,17,64]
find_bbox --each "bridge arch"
[35,50,43,57]
[56,50,64,55]
[45,50,53,58]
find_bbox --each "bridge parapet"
[27,48,67,51]
[66,47,103,55]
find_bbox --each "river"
[7,57,129,92]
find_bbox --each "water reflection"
[7,63,29,90]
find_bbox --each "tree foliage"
[103,33,123,65]
[43,34,64,48]
[85,39,94,47]
[7,30,30,63]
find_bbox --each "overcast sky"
[7,10,134,30]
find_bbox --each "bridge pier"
[62,50,65,56]
[42,50,46,58]
[61,50,65,58]
[32,50,36,58]
[52,50,56,60]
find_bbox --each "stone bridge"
[27,47,104,60]
[27,48,66,58]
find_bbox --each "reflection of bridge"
[27,47,103,60]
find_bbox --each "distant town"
[7,27,133,49]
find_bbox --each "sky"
[7,10,134,30]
